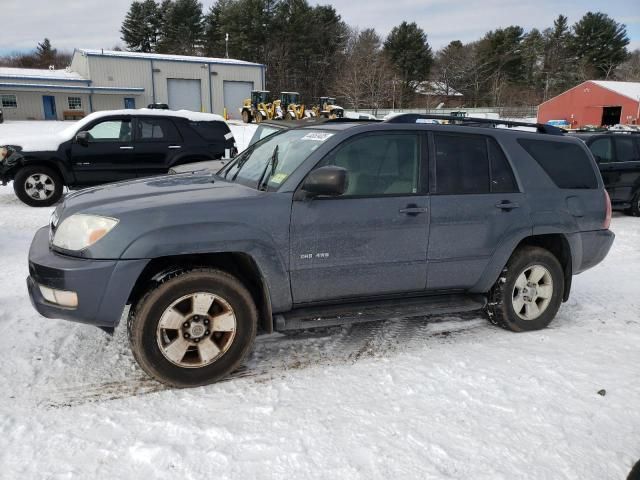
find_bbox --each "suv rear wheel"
[14,165,63,207]
[487,246,564,332]
[128,269,257,387]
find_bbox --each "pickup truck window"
[615,137,638,163]
[590,138,613,163]
[221,129,333,190]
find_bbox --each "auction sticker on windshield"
[301,132,334,141]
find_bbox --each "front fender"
[119,222,292,312]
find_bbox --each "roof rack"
[323,117,381,123]
[385,113,565,135]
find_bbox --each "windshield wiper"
[257,145,279,191]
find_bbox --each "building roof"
[76,49,264,67]
[0,67,87,82]
[591,81,640,102]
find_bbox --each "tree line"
[1,1,637,110]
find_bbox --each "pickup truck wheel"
[128,269,257,387]
[487,246,564,332]
[13,165,63,207]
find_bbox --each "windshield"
[248,124,282,147]
[221,129,334,191]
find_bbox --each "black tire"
[629,191,640,217]
[128,269,257,388]
[487,246,564,332]
[13,165,63,207]
[242,110,251,123]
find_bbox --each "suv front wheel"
[128,269,257,387]
[14,165,63,207]
[488,246,564,332]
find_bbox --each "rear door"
[588,136,617,199]
[70,116,134,184]
[427,133,530,290]
[611,136,640,204]
[289,132,430,304]
[132,116,182,177]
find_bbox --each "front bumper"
[27,226,148,328]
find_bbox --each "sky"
[0,0,638,56]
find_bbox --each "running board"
[274,294,487,332]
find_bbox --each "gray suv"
[27,115,614,387]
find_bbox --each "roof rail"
[323,117,382,123]
[385,113,565,135]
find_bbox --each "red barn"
[538,81,640,128]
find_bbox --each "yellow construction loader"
[240,90,271,123]
[279,92,311,120]
[313,97,344,119]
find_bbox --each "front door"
[289,132,429,304]
[42,96,56,120]
[124,97,136,109]
[70,117,135,184]
[427,132,530,290]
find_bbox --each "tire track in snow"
[38,315,488,408]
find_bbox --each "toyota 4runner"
[26,115,614,387]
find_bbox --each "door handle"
[168,145,182,149]
[119,146,134,150]
[495,201,520,210]
[399,206,428,216]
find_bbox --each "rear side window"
[435,134,489,194]
[136,118,180,142]
[614,137,638,162]
[190,121,232,142]
[589,137,613,163]
[518,139,598,189]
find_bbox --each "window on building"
[67,97,82,111]
[435,133,490,194]
[1,94,17,108]
[136,118,180,142]
[323,134,420,196]
[518,138,598,189]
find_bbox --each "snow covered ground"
[0,121,639,478]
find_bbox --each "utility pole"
[225,33,229,59]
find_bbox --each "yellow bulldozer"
[313,97,344,119]
[240,90,271,123]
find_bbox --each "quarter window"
[435,133,489,194]
[489,139,518,193]
[324,134,420,196]
[86,119,132,142]
[67,97,82,110]
[1,94,17,108]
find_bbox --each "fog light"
[38,284,78,308]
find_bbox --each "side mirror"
[75,131,90,147]
[302,166,348,197]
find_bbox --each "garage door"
[167,78,201,112]
[223,81,253,120]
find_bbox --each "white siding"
[86,56,154,107]
[0,89,90,120]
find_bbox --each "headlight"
[52,214,119,251]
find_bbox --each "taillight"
[603,190,612,229]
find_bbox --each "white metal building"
[0,49,265,121]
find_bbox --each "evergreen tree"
[383,22,433,107]
[542,15,575,99]
[121,1,160,52]
[36,38,57,67]
[157,0,204,55]
[571,12,629,79]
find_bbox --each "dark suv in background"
[26,115,614,387]
[572,131,640,215]
[0,109,236,206]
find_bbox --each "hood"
[1,133,65,152]
[59,172,261,218]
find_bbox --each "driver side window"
[323,134,420,196]
[86,119,132,142]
